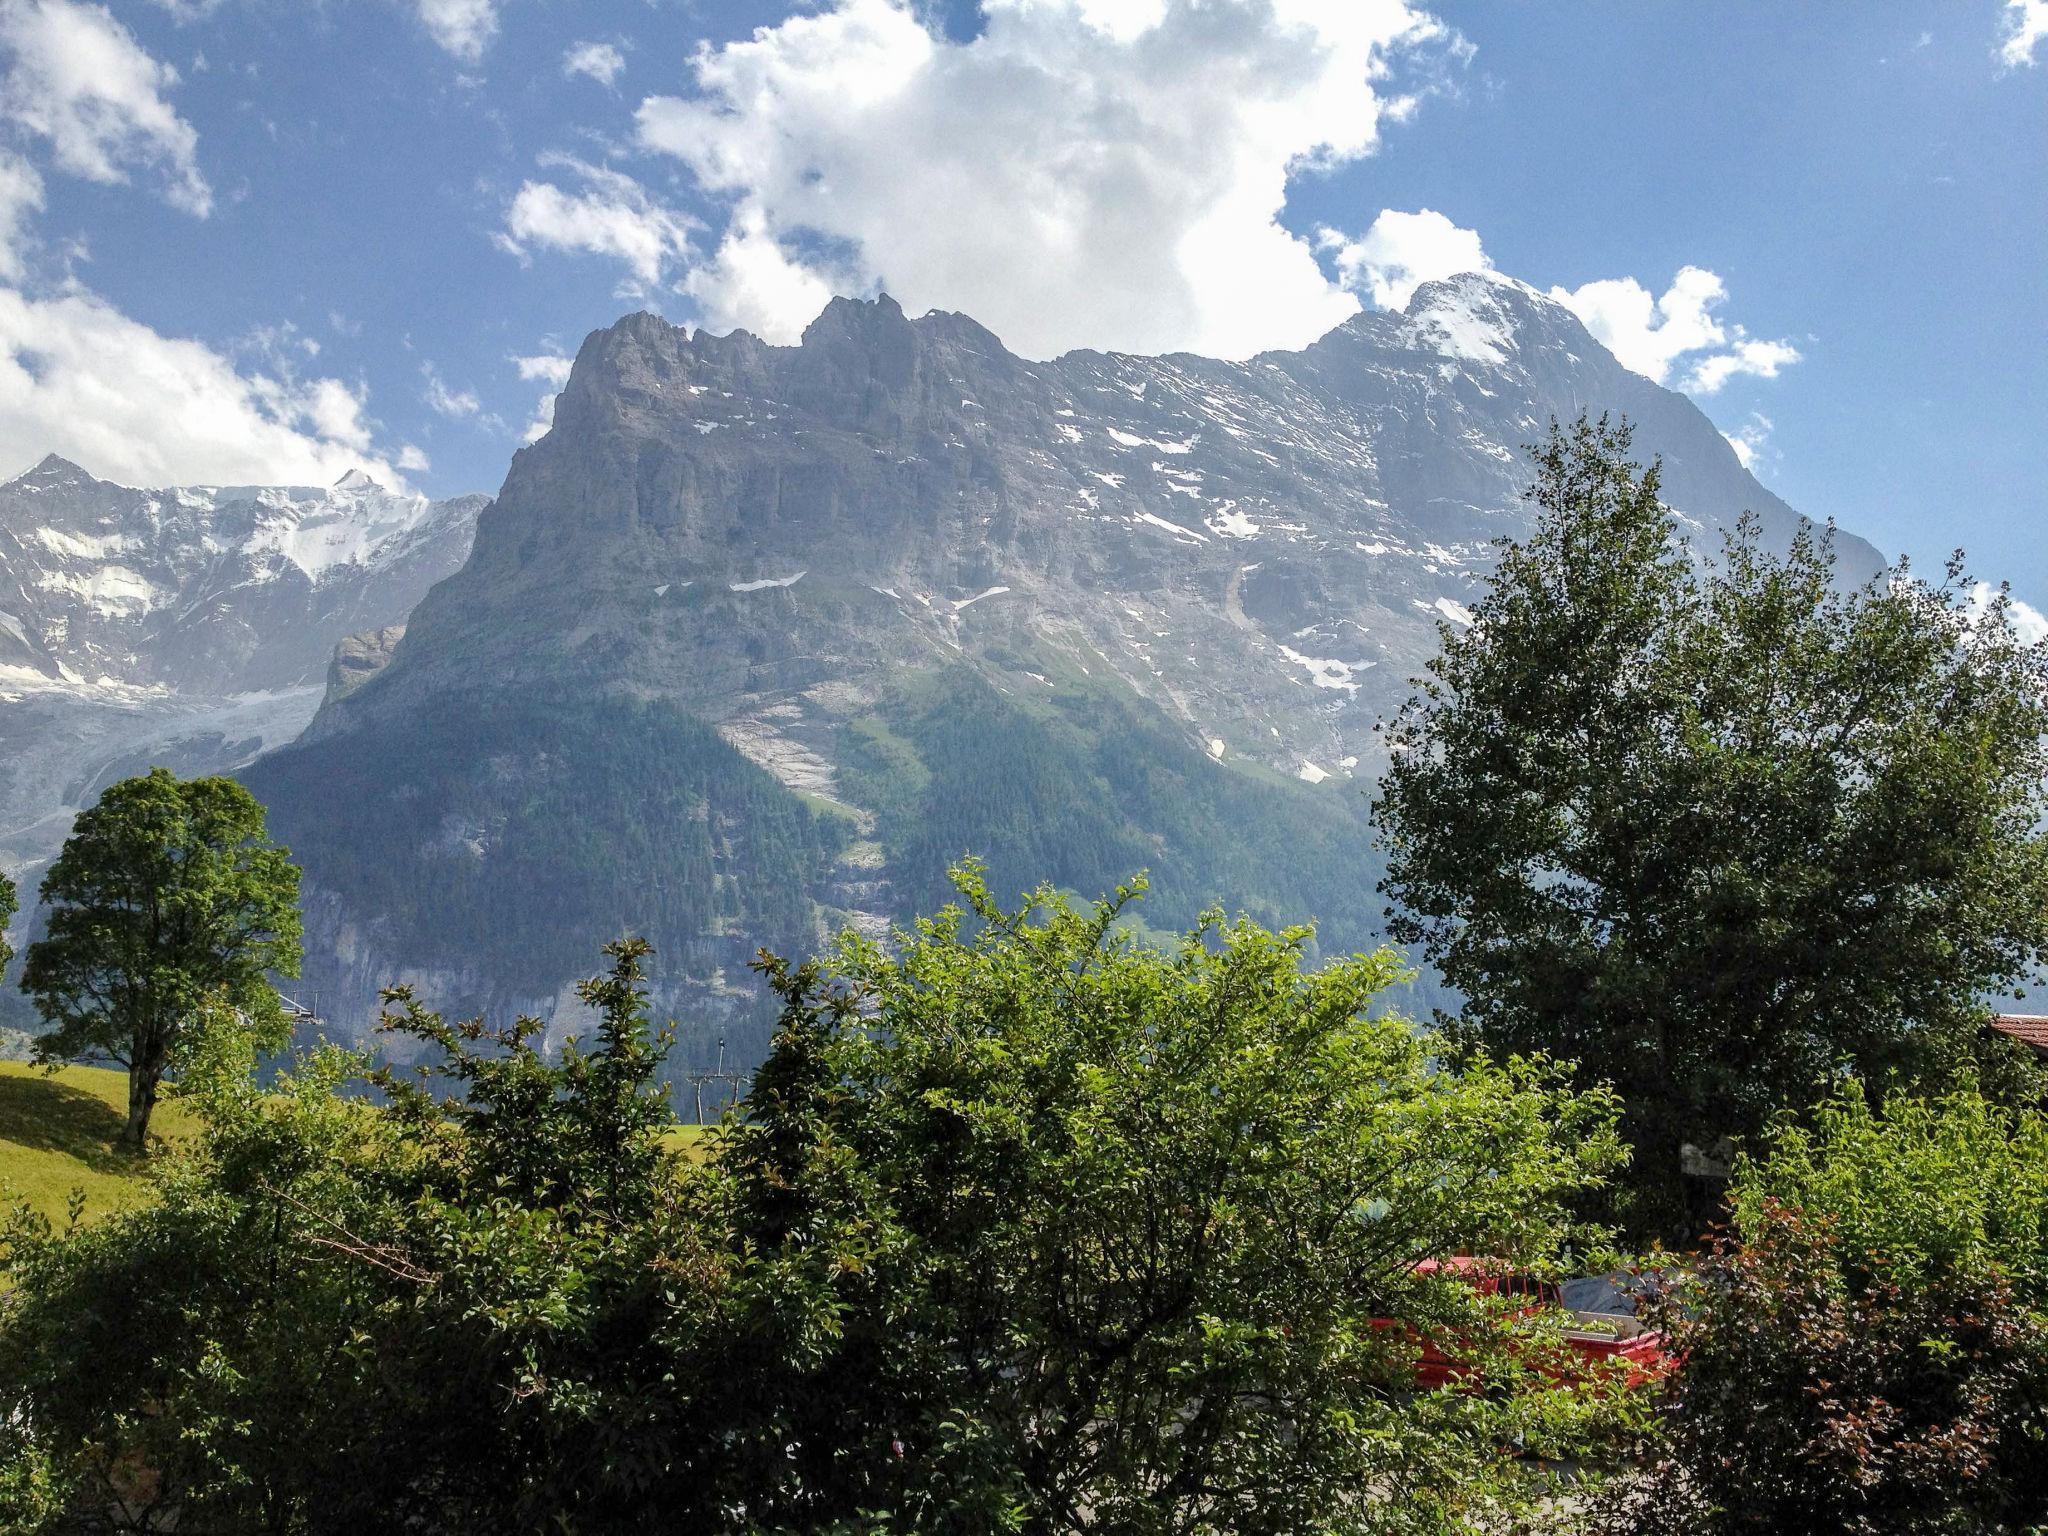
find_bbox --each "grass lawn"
[0,1060,724,1227]
[0,1061,197,1226]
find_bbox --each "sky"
[0,0,2041,609]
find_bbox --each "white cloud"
[2000,0,2048,66]
[1687,336,1801,394]
[509,351,571,442]
[510,351,572,387]
[0,149,43,279]
[0,0,211,215]
[1549,265,1802,393]
[1722,411,1772,472]
[1971,581,2048,645]
[1319,207,1491,310]
[563,39,624,86]
[632,0,1453,357]
[498,156,693,289]
[396,442,430,472]
[421,362,479,418]
[416,0,496,62]
[0,282,408,487]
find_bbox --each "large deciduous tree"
[702,868,1626,1531]
[21,768,302,1151]
[1375,414,2048,1231]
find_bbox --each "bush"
[1607,1083,2048,1534]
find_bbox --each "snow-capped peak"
[332,467,381,493]
[1399,278,1519,368]
[8,453,97,490]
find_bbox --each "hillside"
[0,1062,195,1225]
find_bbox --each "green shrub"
[1608,1082,2048,1534]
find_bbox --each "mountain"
[247,275,1885,1067]
[0,455,486,694]
[0,461,488,998]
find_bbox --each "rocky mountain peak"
[0,458,489,698]
[10,453,99,490]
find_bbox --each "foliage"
[21,768,302,1151]
[1376,414,2048,1232]
[0,868,15,976]
[1726,1078,2048,1306]
[692,866,1629,1532]
[0,880,1635,1534]
[1604,1088,2048,1534]
[0,942,708,1535]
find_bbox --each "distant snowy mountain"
[0,459,488,989]
[0,455,486,694]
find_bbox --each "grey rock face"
[266,277,1886,1046]
[335,277,1877,787]
[324,624,407,706]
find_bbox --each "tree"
[21,768,303,1151]
[698,867,1629,1532]
[1376,415,2048,1231]
[0,941,702,1534]
[0,868,15,976]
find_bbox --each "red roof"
[1989,1015,2048,1055]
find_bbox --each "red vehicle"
[1379,1257,1671,1390]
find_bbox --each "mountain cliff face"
[0,461,488,994]
[248,276,1885,1062]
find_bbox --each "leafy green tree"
[0,868,15,976]
[0,942,703,1534]
[21,768,303,1151]
[698,867,1629,1532]
[1376,415,2048,1231]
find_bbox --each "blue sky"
[0,0,2041,611]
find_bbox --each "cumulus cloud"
[631,0,1453,357]
[396,442,431,473]
[0,282,409,487]
[2000,0,2048,66]
[563,39,623,86]
[498,156,693,289]
[0,0,211,215]
[421,362,480,418]
[1319,207,1491,309]
[1549,266,1802,393]
[415,0,496,61]
[1722,411,1772,471]
[1971,581,2048,645]
[1687,336,1802,393]
[509,351,571,441]
[0,149,43,279]
[511,351,571,387]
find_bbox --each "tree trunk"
[118,1055,160,1154]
